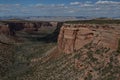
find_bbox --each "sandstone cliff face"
[58,24,120,54]
[0,24,13,44]
[0,24,10,35]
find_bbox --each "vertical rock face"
[0,24,13,44]
[0,24,10,35]
[58,25,94,54]
[58,24,120,54]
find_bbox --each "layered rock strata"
[58,24,120,54]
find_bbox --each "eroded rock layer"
[58,24,120,54]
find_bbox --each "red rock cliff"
[58,24,120,54]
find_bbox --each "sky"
[0,0,120,17]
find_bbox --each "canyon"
[0,21,62,43]
[0,20,120,80]
[0,21,56,36]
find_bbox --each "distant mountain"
[0,16,119,21]
[0,16,88,21]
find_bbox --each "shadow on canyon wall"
[0,21,63,43]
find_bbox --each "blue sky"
[0,0,120,17]
[0,0,120,4]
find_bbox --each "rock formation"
[57,23,120,79]
[58,24,120,54]
[0,24,10,35]
[0,24,13,44]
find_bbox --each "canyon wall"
[58,24,120,54]
[5,21,55,36]
[0,21,59,43]
[0,21,58,36]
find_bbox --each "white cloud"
[64,6,68,9]
[95,8,101,10]
[81,3,93,7]
[34,3,65,9]
[0,4,22,13]
[68,10,75,13]
[85,1,92,4]
[14,4,21,6]
[70,2,81,5]
[35,4,43,7]
[96,0,120,5]
[51,4,65,7]
[0,1,120,17]
[58,4,65,7]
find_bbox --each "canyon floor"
[0,19,120,80]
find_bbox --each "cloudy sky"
[0,0,120,17]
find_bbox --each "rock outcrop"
[58,24,120,54]
[0,24,14,44]
[0,24,10,35]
